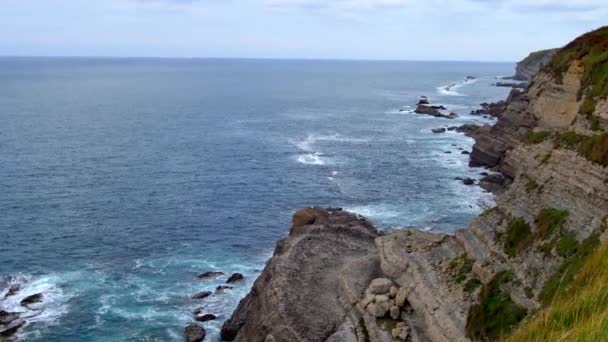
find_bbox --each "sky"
[1,0,607,61]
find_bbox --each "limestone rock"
[390,305,400,320]
[389,286,398,298]
[395,286,410,307]
[368,278,392,294]
[366,302,387,318]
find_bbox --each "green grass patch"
[504,218,532,257]
[535,209,569,240]
[545,26,608,117]
[540,234,600,305]
[523,130,552,145]
[448,254,474,284]
[555,131,608,167]
[466,271,527,340]
[525,179,539,193]
[507,242,608,342]
[556,233,579,258]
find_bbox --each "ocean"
[0,58,512,341]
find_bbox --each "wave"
[291,133,369,152]
[296,153,326,165]
[0,273,73,340]
[437,77,478,96]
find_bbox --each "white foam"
[345,204,401,221]
[291,133,369,152]
[437,78,478,96]
[296,153,326,165]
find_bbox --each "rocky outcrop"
[507,49,557,81]
[221,208,381,341]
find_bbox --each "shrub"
[535,209,569,240]
[504,218,532,257]
[466,271,527,340]
[524,131,552,145]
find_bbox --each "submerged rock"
[196,271,225,280]
[462,178,475,185]
[432,127,446,134]
[185,324,206,342]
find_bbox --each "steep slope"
[508,49,557,81]
[220,26,608,342]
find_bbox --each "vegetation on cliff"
[507,242,608,342]
[546,26,608,124]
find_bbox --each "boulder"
[368,278,392,294]
[462,178,475,186]
[185,324,206,342]
[191,291,212,300]
[366,303,387,318]
[391,322,410,341]
[226,273,244,284]
[389,286,398,298]
[432,128,446,134]
[395,287,410,307]
[216,285,233,292]
[20,293,43,306]
[196,271,225,279]
[195,313,218,322]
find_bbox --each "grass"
[554,131,608,167]
[505,242,608,342]
[467,271,527,340]
[504,218,532,257]
[540,234,600,305]
[535,209,569,240]
[448,254,474,284]
[546,26,608,118]
[524,131,552,145]
[525,179,539,193]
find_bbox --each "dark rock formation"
[226,273,244,284]
[20,293,43,307]
[191,291,212,300]
[415,104,457,119]
[432,128,446,134]
[185,324,206,342]
[470,101,507,117]
[462,178,475,185]
[195,313,217,322]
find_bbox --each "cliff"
[508,49,557,81]
[221,26,608,342]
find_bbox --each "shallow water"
[0,58,512,341]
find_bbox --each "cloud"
[264,0,410,11]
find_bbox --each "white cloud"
[264,0,410,11]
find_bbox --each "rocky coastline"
[219,27,608,342]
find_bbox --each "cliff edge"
[221,26,608,342]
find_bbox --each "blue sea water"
[0,58,512,341]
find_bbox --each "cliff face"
[509,49,557,81]
[221,27,608,342]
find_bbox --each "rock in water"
[221,208,379,341]
[195,313,217,322]
[184,324,206,342]
[20,293,43,306]
[191,291,212,300]
[432,128,447,133]
[226,273,244,284]
[196,271,224,279]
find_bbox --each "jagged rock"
[226,273,244,284]
[390,305,400,320]
[418,96,430,105]
[389,286,398,298]
[395,287,409,307]
[221,208,380,341]
[195,313,217,322]
[470,101,507,117]
[366,302,387,318]
[368,278,392,294]
[0,318,25,338]
[456,124,481,137]
[507,48,557,81]
[191,291,212,300]
[391,322,410,341]
[3,284,20,299]
[20,293,43,306]
[185,324,206,342]
[0,311,19,325]
[196,271,224,279]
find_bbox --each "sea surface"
[0,58,512,341]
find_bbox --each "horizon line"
[0,55,516,64]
